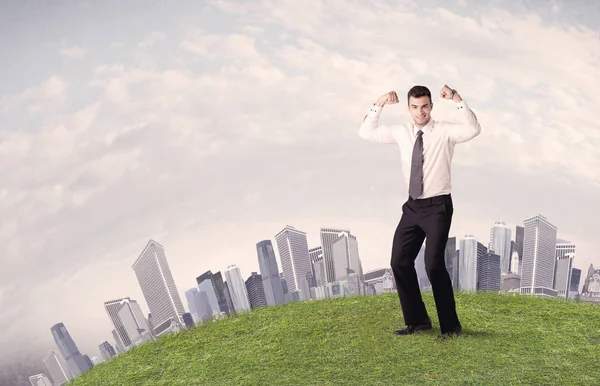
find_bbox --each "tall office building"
[245,272,268,309]
[42,350,71,385]
[477,252,501,291]
[117,299,152,345]
[132,239,185,332]
[111,329,125,353]
[489,222,512,274]
[514,225,524,272]
[104,297,137,348]
[222,280,236,315]
[98,341,117,361]
[520,214,558,297]
[275,225,312,299]
[225,265,252,312]
[309,246,327,287]
[554,241,576,298]
[459,235,487,291]
[28,373,52,386]
[186,288,214,322]
[185,288,202,322]
[331,230,363,283]
[196,270,231,315]
[510,249,520,275]
[320,228,351,283]
[256,240,285,306]
[570,267,582,296]
[50,323,91,377]
[581,264,600,296]
[195,273,220,316]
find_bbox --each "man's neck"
[414,118,431,130]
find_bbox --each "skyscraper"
[489,221,512,275]
[42,350,71,385]
[581,264,600,297]
[309,246,327,287]
[520,214,558,297]
[245,272,268,309]
[320,228,351,283]
[554,241,576,299]
[195,273,220,317]
[117,299,153,345]
[459,235,487,291]
[515,225,524,272]
[477,252,501,291]
[186,287,214,322]
[515,225,524,255]
[98,341,117,361]
[104,298,133,348]
[50,323,91,377]
[196,270,230,315]
[256,240,285,306]
[510,249,520,275]
[570,267,582,296]
[331,230,363,283]
[132,239,185,333]
[225,265,252,312]
[28,373,52,386]
[275,225,312,299]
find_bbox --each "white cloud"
[59,45,88,59]
[137,32,166,48]
[0,75,67,114]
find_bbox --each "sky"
[1,0,599,363]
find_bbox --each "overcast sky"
[1,0,599,363]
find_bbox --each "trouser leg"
[421,196,460,333]
[391,201,427,326]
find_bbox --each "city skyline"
[2,0,600,367]
[30,212,596,370]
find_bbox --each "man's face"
[408,96,432,126]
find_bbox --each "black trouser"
[390,193,460,333]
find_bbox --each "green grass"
[73,292,600,385]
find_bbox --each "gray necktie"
[409,130,424,199]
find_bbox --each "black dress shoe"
[393,318,432,335]
[437,324,462,340]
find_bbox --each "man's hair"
[407,85,431,105]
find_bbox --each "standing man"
[358,85,481,340]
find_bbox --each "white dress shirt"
[359,99,481,199]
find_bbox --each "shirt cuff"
[368,104,382,114]
[455,99,468,110]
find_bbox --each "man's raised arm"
[440,85,482,144]
[358,91,400,144]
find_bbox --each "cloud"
[137,32,166,48]
[0,75,67,114]
[59,45,88,59]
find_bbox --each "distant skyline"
[1,0,599,363]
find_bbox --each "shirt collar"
[410,118,435,137]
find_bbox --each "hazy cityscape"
[27,213,600,385]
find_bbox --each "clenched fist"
[440,85,462,102]
[375,91,399,106]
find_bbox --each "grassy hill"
[72,292,600,385]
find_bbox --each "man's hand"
[440,85,462,102]
[375,91,399,107]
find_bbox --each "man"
[358,85,481,340]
